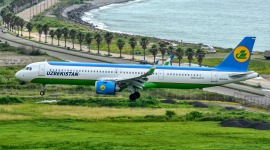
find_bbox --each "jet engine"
[95,81,120,95]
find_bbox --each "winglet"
[155,59,159,65]
[163,54,174,66]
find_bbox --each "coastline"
[64,0,137,28]
[63,0,187,46]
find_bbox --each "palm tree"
[26,22,33,39]
[62,27,69,47]
[18,18,25,36]
[174,47,184,66]
[5,13,12,30]
[0,8,9,27]
[55,28,62,46]
[36,24,43,42]
[129,37,137,59]
[77,32,85,51]
[168,45,174,54]
[140,37,149,60]
[185,48,195,66]
[159,42,167,64]
[14,16,21,34]
[49,29,55,44]
[104,32,113,55]
[85,32,93,52]
[69,29,77,49]
[10,15,16,32]
[117,39,125,58]
[195,48,206,67]
[94,33,103,54]
[43,24,49,43]
[150,44,158,63]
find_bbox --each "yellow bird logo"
[100,85,106,91]
[234,46,250,62]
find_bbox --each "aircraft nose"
[15,71,24,81]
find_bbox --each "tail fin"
[215,36,256,71]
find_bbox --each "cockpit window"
[25,67,32,71]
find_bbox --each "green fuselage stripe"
[31,78,215,89]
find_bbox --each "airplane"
[15,36,258,101]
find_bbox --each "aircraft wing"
[97,63,156,89]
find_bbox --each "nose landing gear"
[40,91,45,96]
[40,84,46,96]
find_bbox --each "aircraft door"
[158,70,164,80]
[38,64,45,76]
[211,72,218,83]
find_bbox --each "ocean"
[82,0,270,51]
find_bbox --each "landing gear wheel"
[40,91,45,96]
[40,84,46,96]
[129,94,137,101]
[134,92,140,99]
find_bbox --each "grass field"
[0,120,269,149]
[0,104,208,121]
[0,102,269,149]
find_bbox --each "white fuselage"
[15,62,258,89]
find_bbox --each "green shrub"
[0,96,22,104]
[129,97,160,107]
[144,115,169,122]
[186,111,204,121]
[165,110,176,118]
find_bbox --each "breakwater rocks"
[66,4,96,27]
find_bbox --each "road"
[204,86,270,105]
[0,32,137,64]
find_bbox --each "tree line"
[26,24,206,66]
[1,7,25,36]
[1,7,206,67]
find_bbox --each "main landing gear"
[40,84,46,96]
[129,91,140,101]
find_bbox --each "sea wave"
[82,0,144,31]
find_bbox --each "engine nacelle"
[95,81,120,95]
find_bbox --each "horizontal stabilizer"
[229,71,254,77]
